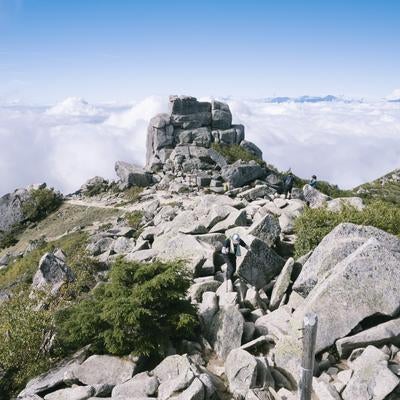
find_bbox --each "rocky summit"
[1,96,400,400]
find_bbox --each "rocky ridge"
[1,96,400,400]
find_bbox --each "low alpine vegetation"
[212,143,264,165]
[22,187,63,223]
[294,201,400,257]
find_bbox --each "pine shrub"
[55,259,198,358]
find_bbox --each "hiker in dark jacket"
[283,171,295,199]
[310,175,317,188]
[221,234,249,285]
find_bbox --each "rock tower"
[146,95,262,172]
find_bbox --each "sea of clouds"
[0,95,399,196]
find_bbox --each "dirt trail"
[65,198,140,212]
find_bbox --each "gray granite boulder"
[293,238,400,352]
[152,355,195,400]
[208,306,244,360]
[240,140,263,159]
[43,386,94,400]
[111,372,159,398]
[225,349,258,397]
[31,251,75,295]
[269,257,294,310]
[169,95,211,129]
[221,161,266,188]
[293,223,400,296]
[80,176,108,195]
[176,377,205,400]
[18,348,89,397]
[146,113,174,166]
[247,213,280,247]
[74,355,137,386]
[115,161,153,188]
[236,235,285,289]
[211,100,232,130]
[326,197,364,212]
[303,184,331,208]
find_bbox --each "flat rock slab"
[336,317,400,357]
[44,386,94,400]
[19,349,88,397]
[74,355,137,386]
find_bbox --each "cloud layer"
[0,96,399,195]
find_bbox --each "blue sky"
[1,0,400,104]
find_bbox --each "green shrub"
[0,231,19,250]
[126,211,144,239]
[22,188,62,223]
[55,259,198,358]
[211,143,264,165]
[0,291,54,398]
[85,182,108,197]
[294,201,400,258]
[124,187,144,203]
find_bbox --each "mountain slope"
[354,169,400,204]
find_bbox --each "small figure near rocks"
[221,233,249,292]
[283,171,294,200]
[309,174,317,188]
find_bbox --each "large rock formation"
[146,96,262,177]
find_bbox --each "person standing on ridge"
[283,171,295,199]
[310,175,317,188]
[221,233,249,291]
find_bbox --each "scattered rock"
[342,346,399,400]
[326,197,364,212]
[31,251,75,295]
[19,348,89,397]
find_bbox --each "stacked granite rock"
[146,95,262,173]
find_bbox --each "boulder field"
[5,96,400,400]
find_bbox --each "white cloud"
[0,96,399,196]
[387,89,400,101]
[46,97,102,117]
